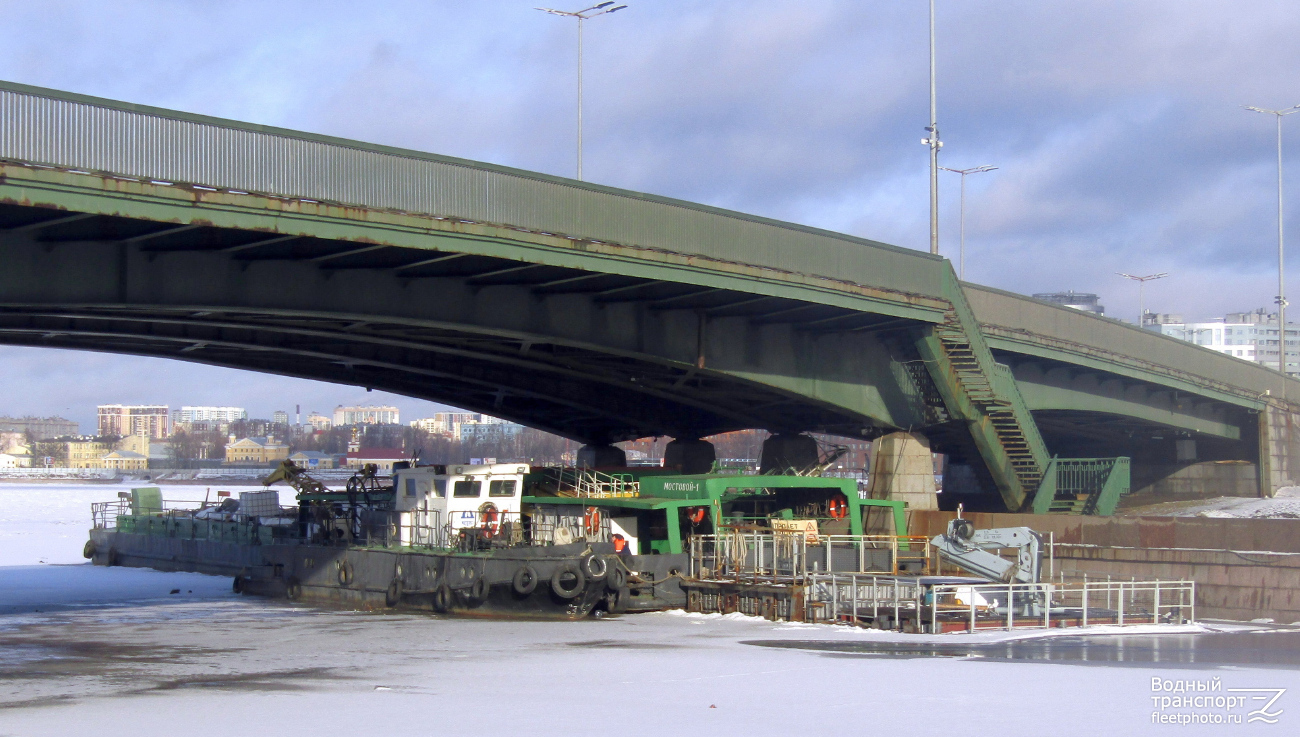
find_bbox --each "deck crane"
[929,518,1042,584]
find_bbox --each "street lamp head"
[941,164,999,175]
[1245,104,1300,116]
[1117,272,1169,282]
[539,3,628,18]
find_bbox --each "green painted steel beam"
[0,164,951,325]
[1016,381,1242,439]
[984,330,1267,411]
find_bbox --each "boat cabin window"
[488,479,517,497]
[404,478,417,497]
[453,479,482,497]
[433,479,447,497]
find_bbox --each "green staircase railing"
[1031,457,1132,515]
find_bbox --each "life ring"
[479,503,500,537]
[512,565,539,596]
[688,507,708,525]
[83,540,96,559]
[583,506,602,536]
[385,578,403,607]
[582,554,608,581]
[550,563,586,599]
[828,495,849,520]
[606,560,627,590]
[432,584,452,613]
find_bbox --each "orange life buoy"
[688,507,708,525]
[584,506,602,535]
[827,495,848,520]
[479,503,500,536]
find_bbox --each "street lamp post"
[940,164,997,280]
[1117,272,1169,328]
[921,0,942,255]
[1245,104,1300,375]
[537,3,628,181]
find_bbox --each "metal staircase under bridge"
[922,284,1130,515]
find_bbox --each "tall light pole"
[1117,272,1169,327]
[538,3,628,181]
[1245,104,1300,375]
[920,0,942,254]
[940,164,997,280]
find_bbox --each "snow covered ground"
[2,483,1298,735]
[1125,487,1300,519]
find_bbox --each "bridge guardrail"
[0,80,946,301]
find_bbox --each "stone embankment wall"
[909,511,1300,623]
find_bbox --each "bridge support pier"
[865,432,938,511]
[577,444,627,469]
[663,438,716,475]
[759,433,819,474]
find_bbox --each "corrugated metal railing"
[0,81,944,299]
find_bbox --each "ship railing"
[688,532,935,584]
[803,575,1195,631]
[91,499,131,529]
[803,574,927,627]
[91,497,265,529]
[363,508,614,550]
[526,507,614,545]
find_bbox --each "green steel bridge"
[2,80,1298,513]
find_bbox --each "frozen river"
[2,482,1298,735]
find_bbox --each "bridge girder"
[0,194,940,443]
[0,154,1280,505]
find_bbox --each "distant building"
[172,406,246,426]
[1032,291,1105,316]
[0,431,28,454]
[0,454,19,469]
[306,411,332,431]
[409,417,448,434]
[289,450,336,469]
[273,410,289,425]
[0,416,79,439]
[412,413,506,437]
[115,434,170,463]
[101,449,148,471]
[64,440,113,468]
[455,420,524,443]
[344,448,408,471]
[1148,308,1298,373]
[98,405,170,439]
[333,405,400,426]
[1142,312,1184,327]
[224,436,290,465]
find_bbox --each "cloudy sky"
[2,0,1298,431]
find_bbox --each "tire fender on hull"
[551,563,586,599]
[512,565,539,596]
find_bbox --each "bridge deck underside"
[0,202,920,443]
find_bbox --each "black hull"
[86,529,685,619]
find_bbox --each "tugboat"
[85,459,908,619]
